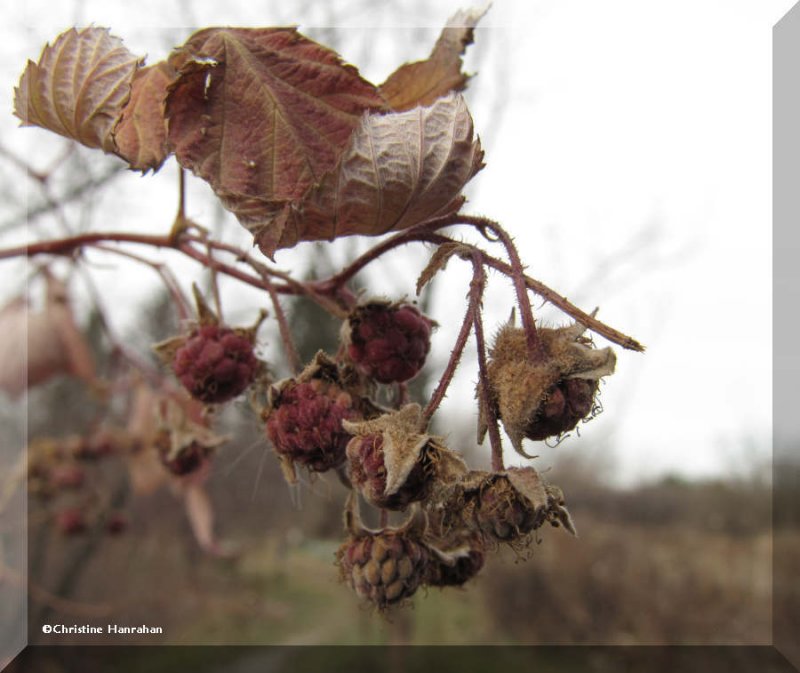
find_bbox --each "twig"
[0,165,125,234]
[421,249,486,427]
[92,245,191,322]
[469,254,504,471]
[456,214,546,362]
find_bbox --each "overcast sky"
[0,0,791,485]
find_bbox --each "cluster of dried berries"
[261,299,434,483]
[330,314,611,609]
[26,431,130,537]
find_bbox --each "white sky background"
[0,0,790,486]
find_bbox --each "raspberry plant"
[6,8,644,610]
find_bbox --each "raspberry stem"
[421,250,486,427]
[456,215,546,363]
[469,255,505,471]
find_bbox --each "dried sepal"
[344,404,466,510]
[154,397,227,476]
[481,317,616,454]
[416,241,468,295]
[438,467,571,548]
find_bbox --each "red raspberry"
[345,302,433,384]
[336,530,429,609]
[172,325,258,403]
[265,379,358,473]
[347,433,432,510]
[55,508,86,535]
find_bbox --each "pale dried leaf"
[379,6,488,111]
[416,241,465,295]
[254,94,484,257]
[14,27,142,152]
[113,61,175,171]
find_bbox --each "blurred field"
[25,447,773,648]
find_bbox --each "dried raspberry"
[49,464,85,490]
[347,433,432,510]
[426,536,485,587]
[336,530,429,609]
[265,379,358,474]
[481,320,615,453]
[475,475,546,542]
[55,507,86,535]
[156,433,209,476]
[445,468,560,546]
[172,325,258,403]
[344,301,433,384]
[525,378,597,441]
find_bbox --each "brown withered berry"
[156,434,209,476]
[525,378,597,441]
[172,324,258,403]
[344,301,433,384]
[336,530,429,609]
[475,476,547,542]
[426,536,486,588]
[265,379,359,473]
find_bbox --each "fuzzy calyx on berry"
[480,318,615,455]
[154,398,227,477]
[153,286,266,404]
[344,404,467,511]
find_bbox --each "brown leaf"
[165,27,386,223]
[113,61,175,172]
[379,7,488,111]
[253,94,484,257]
[14,27,142,152]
